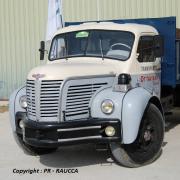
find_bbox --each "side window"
[137,36,155,63]
[50,37,66,59]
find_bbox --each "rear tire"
[110,103,164,167]
[14,133,57,155]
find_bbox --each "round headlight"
[19,95,27,108]
[101,99,114,114]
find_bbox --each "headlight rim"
[101,99,114,115]
[19,95,27,109]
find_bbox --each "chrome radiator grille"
[65,83,107,118]
[26,80,62,121]
[26,80,36,117]
[62,77,114,121]
[40,80,62,118]
[26,76,113,122]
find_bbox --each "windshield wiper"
[65,34,68,61]
[99,35,104,60]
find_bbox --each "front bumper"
[23,117,121,148]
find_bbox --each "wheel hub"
[143,130,152,141]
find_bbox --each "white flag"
[46,0,64,41]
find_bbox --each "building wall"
[0,0,180,99]
[63,0,180,27]
[0,0,48,99]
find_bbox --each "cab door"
[136,34,163,97]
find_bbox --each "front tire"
[110,103,164,167]
[14,133,57,155]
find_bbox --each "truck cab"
[9,21,165,167]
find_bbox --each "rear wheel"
[110,103,164,167]
[14,133,57,155]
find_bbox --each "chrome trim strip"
[57,125,101,132]
[63,74,115,81]
[58,135,102,142]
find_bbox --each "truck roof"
[54,22,158,37]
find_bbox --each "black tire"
[110,103,165,168]
[174,86,180,106]
[13,133,57,155]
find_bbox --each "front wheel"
[13,133,57,155]
[110,103,164,167]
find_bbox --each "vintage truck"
[9,17,180,167]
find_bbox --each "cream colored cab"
[33,22,162,96]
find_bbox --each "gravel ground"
[0,109,180,180]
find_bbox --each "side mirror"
[39,41,45,60]
[154,35,164,57]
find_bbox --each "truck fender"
[9,86,26,132]
[90,87,125,120]
[122,87,154,144]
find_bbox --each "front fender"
[91,87,125,119]
[122,87,152,144]
[9,86,26,132]
[91,86,155,145]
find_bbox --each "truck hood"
[27,58,122,80]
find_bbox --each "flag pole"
[59,0,64,27]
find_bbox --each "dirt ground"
[0,106,8,113]
[0,108,180,180]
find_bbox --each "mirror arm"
[39,49,48,53]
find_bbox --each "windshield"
[49,30,134,61]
